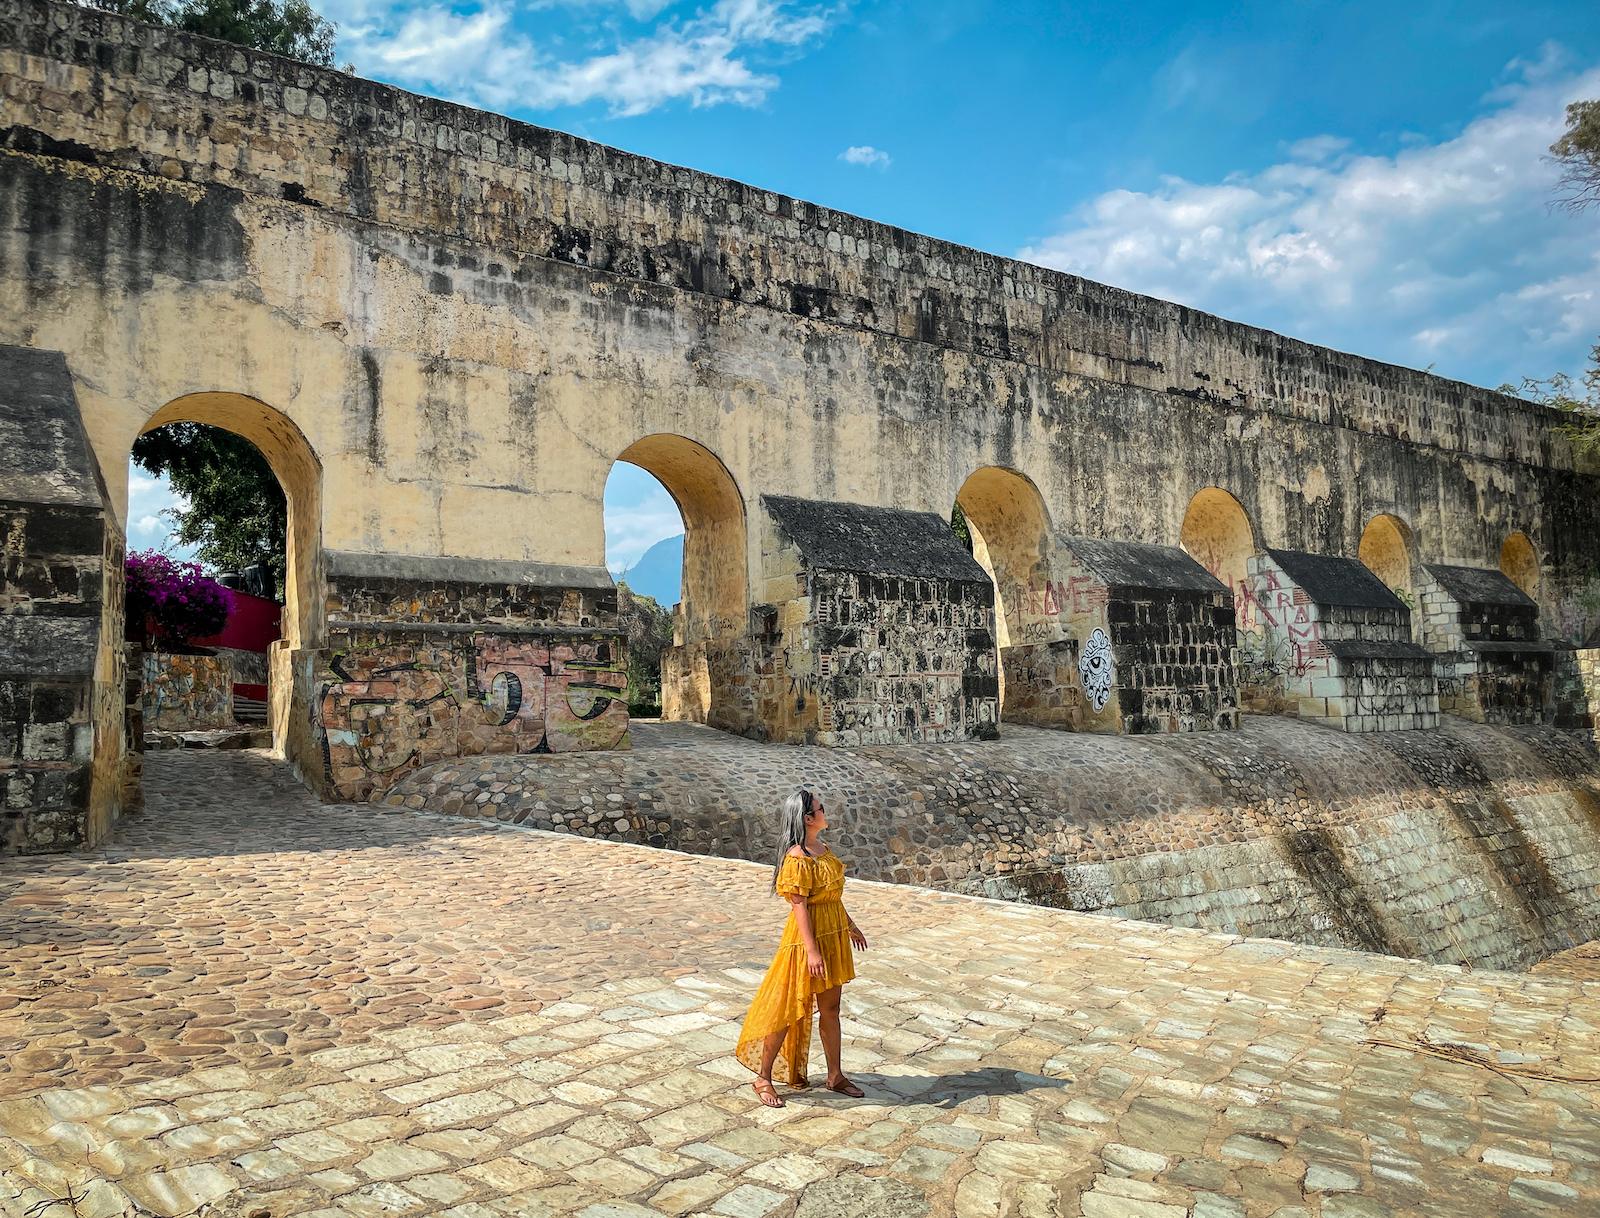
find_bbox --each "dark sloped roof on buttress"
[1059,537,1228,594]
[1263,548,1406,610]
[1420,563,1537,609]
[762,495,990,583]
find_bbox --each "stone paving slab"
[2,750,1599,1218]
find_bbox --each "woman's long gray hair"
[771,788,813,892]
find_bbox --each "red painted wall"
[192,590,281,653]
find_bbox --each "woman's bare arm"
[790,894,826,977]
[846,908,869,951]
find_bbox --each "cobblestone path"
[3,751,1599,1218]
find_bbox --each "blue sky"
[136,0,1600,580]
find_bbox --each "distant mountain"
[619,534,683,607]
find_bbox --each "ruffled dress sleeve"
[775,854,820,902]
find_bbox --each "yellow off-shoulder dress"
[735,850,856,1087]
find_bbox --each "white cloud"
[125,462,199,560]
[605,502,684,572]
[330,0,832,117]
[1018,55,1600,389]
[839,144,889,168]
[604,462,684,571]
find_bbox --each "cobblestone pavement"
[2,751,1599,1218]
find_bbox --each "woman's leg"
[816,985,844,1083]
[752,1026,789,1108]
[758,1026,787,1080]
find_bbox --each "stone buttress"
[1001,538,1239,734]
[1415,564,1554,726]
[733,495,998,746]
[0,346,132,853]
[1244,549,1439,732]
[317,554,628,802]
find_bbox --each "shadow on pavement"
[793,1065,1071,1109]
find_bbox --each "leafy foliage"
[1499,339,1600,456]
[127,550,235,648]
[950,501,973,552]
[1512,98,1600,454]
[132,422,288,596]
[1551,99,1600,215]
[618,584,676,716]
[81,0,336,66]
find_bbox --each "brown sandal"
[753,1078,785,1108]
[827,1077,865,1098]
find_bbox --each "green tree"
[617,584,676,716]
[1505,98,1600,453]
[1501,342,1600,456]
[1552,99,1600,214]
[951,501,973,552]
[82,0,337,67]
[132,423,288,596]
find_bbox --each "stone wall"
[1000,641,1084,729]
[139,651,232,731]
[7,0,1600,826]
[316,553,628,802]
[1068,539,1237,734]
[1244,550,1439,732]
[808,570,998,745]
[1432,645,1554,726]
[752,496,999,746]
[1108,593,1239,733]
[998,541,1240,736]
[1416,564,1553,726]
[0,346,127,854]
[6,0,1600,652]
[387,715,1600,972]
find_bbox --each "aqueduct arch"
[1501,532,1541,604]
[7,0,1600,851]
[140,394,324,651]
[1359,514,1418,631]
[137,394,324,765]
[1180,489,1256,614]
[614,436,748,728]
[955,467,1053,651]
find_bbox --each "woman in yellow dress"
[735,788,870,1108]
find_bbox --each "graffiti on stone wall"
[1239,630,1309,686]
[320,632,628,799]
[1555,572,1600,643]
[1079,627,1115,711]
[1239,566,1321,675]
[1009,576,1110,642]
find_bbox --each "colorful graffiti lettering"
[319,632,628,800]
[1239,566,1321,672]
[1013,576,1111,621]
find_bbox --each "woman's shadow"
[798,1066,1068,1108]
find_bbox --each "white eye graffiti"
[1079,627,1115,712]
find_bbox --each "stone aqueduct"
[5,0,1600,857]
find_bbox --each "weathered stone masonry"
[319,553,627,802]
[749,495,999,746]
[389,716,1600,973]
[1244,549,1440,733]
[5,0,1600,850]
[1416,563,1554,725]
[999,537,1238,735]
[0,348,128,853]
